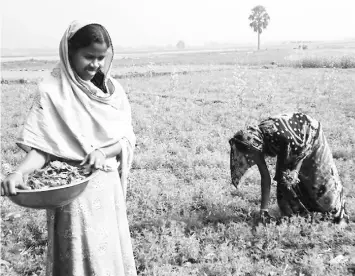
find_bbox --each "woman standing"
[1,21,137,275]
[229,112,349,224]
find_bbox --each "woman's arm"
[80,140,123,170]
[99,141,122,159]
[1,149,48,196]
[14,149,48,175]
[294,158,303,172]
[251,151,272,211]
[277,144,304,186]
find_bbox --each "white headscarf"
[16,21,136,196]
[59,20,114,100]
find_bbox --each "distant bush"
[292,55,355,68]
[19,78,28,84]
[1,78,36,84]
[298,44,308,50]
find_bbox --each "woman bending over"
[229,112,349,224]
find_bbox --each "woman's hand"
[1,172,31,196]
[1,149,47,196]
[80,149,107,171]
[282,169,300,190]
[259,209,275,225]
[289,170,300,183]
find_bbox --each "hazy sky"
[1,0,355,49]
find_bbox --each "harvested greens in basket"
[27,161,91,190]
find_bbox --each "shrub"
[292,55,355,68]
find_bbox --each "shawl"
[16,21,136,197]
[229,125,263,188]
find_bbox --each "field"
[1,45,355,275]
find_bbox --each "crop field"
[1,47,355,275]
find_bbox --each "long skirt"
[276,127,348,221]
[45,170,137,276]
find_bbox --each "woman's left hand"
[80,149,106,171]
[282,169,300,188]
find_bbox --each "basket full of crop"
[8,161,98,209]
[27,161,91,190]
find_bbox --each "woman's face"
[69,42,108,81]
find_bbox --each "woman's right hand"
[1,173,30,196]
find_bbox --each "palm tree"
[248,5,270,50]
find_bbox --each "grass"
[1,58,355,275]
[291,55,355,69]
